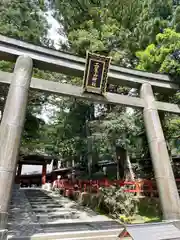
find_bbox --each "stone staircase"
[8,186,43,238]
[7,187,123,239]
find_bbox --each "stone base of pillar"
[13,184,20,190]
[0,230,8,240]
[0,212,8,230]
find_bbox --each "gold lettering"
[91,62,99,87]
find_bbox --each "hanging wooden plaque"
[83,52,111,95]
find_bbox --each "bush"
[99,185,139,220]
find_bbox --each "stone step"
[55,236,119,240]
[8,228,122,240]
[26,195,52,198]
[39,219,121,227]
[8,220,121,232]
[29,202,56,205]
[28,199,52,202]
[25,197,52,199]
[8,189,121,239]
[31,204,60,208]
[36,214,80,222]
[32,208,67,213]
[28,199,56,203]
[9,235,119,240]
[34,210,78,215]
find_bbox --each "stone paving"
[7,186,121,239]
[8,186,43,238]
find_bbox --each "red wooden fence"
[53,178,180,197]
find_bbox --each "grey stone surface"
[8,187,43,238]
[24,189,110,224]
[0,56,33,229]
[0,33,178,92]
[1,72,180,115]
[141,83,180,220]
[7,187,120,239]
[0,230,8,240]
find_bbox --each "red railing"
[53,178,180,198]
[53,178,162,197]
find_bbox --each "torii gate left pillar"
[0,56,32,237]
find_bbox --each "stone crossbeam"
[0,34,179,92]
[0,71,179,114]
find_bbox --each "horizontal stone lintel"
[0,34,179,92]
[0,71,179,115]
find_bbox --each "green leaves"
[0,0,49,45]
[0,0,52,155]
[36,99,93,159]
[136,29,180,76]
[1,0,178,167]
[136,28,180,155]
[99,185,139,218]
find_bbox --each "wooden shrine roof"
[18,154,56,165]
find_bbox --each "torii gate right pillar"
[140,83,180,220]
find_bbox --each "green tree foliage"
[38,99,94,161]
[53,0,179,66]
[91,110,144,157]
[0,0,49,44]
[136,29,180,76]
[172,5,180,32]
[99,185,139,219]
[53,0,144,66]
[0,0,52,153]
[136,28,180,154]
[47,0,180,174]
[0,0,177,171]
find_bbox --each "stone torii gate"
[0,35,179,235]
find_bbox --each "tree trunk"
[115,146,120,180]
[116,146,135,180]
[87,136,93,178]
[116,146,126,179]
[85,119,93,178]
[116,154,120,180]
[125,151,135,181]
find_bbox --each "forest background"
[0,0,179,177]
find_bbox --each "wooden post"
[140,83,180,220]
[87,136,93,178]
[0,56,33,230]
[42,164,47,185]
[85,119,93,178]
[17,164,22,177]
[16,163,22,184]
[116,146,126,180]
